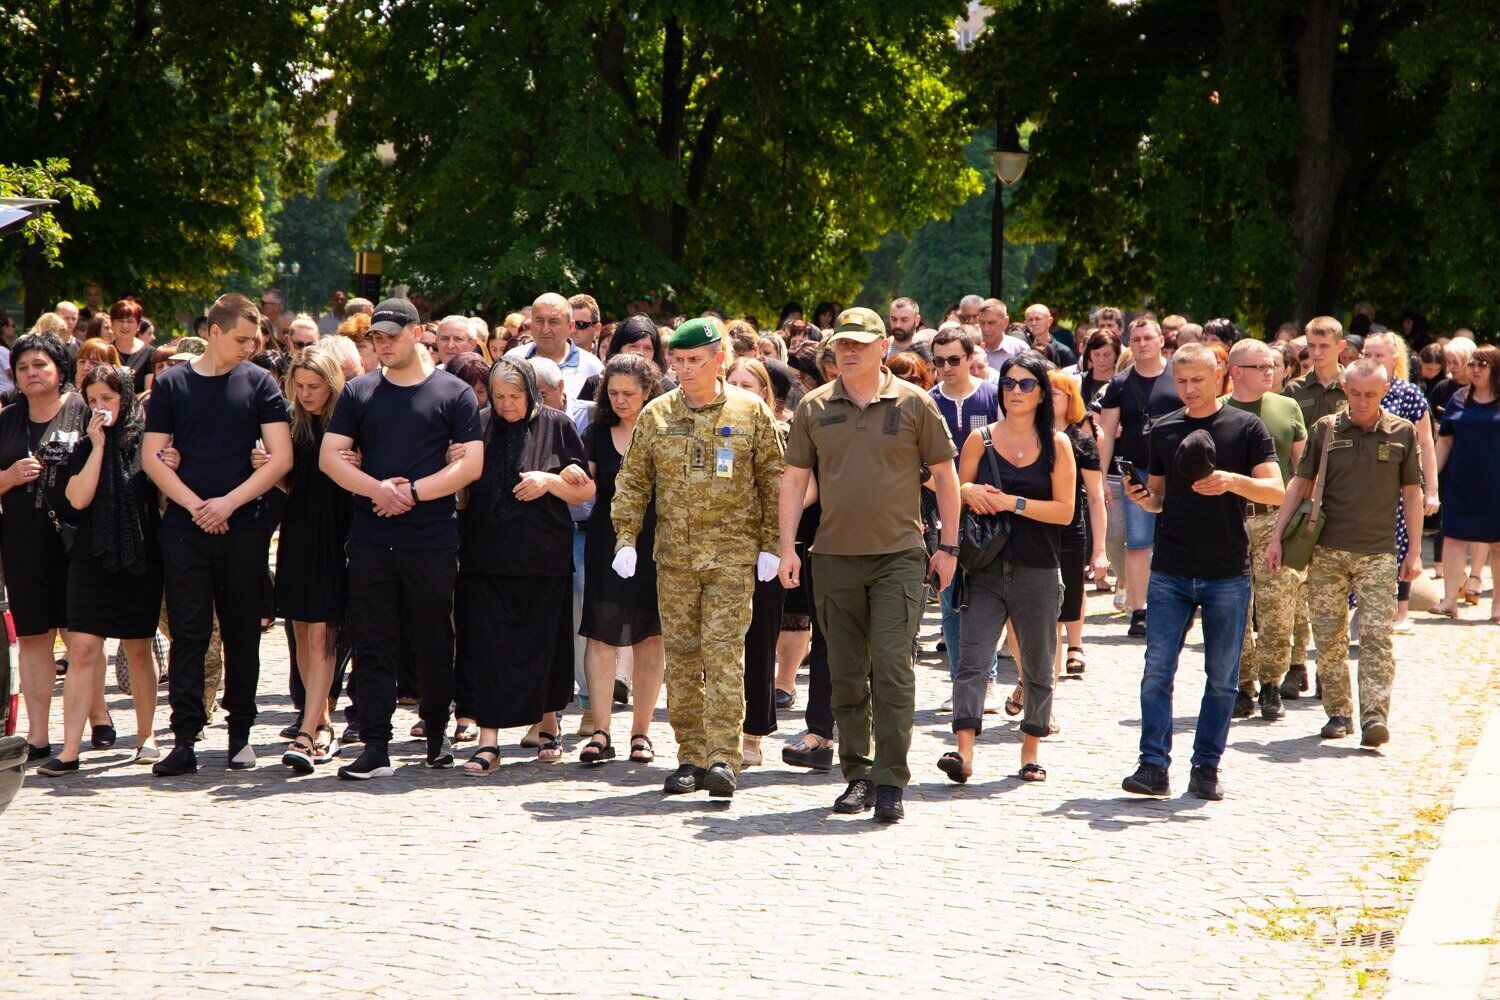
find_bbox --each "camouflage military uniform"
[1240,511,1305,691]
[1308,549,1398,725]
[612,380,784,773]
[1284,369,1347,692]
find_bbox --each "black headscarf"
[89,366,150,574]
[479,358,550,525]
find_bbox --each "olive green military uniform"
[1296,411,1421,728]
[1284,370,1348,687]
[613,380,783,773]
[785,368,956,789]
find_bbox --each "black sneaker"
[833,779,875,814]
[152,744,198,777]
[341,724,363,745]
[873,785,905,823]
[1259,682,1286,721]
[1320,715,1352,739]
[227,736,257,770]
[337,746,394,780]
[1233,689,1255,719]
[774,688,795,711]
[613,678,631,706]
[1360,721,1390,748]
[1280,663,1307,699]
[1127,610,1147,638]
[1187,765,1224,801]
[279,722,301,740]
[24,742,51,764]
[704,762,736,798]
[426,736,455,769]
[1121,762,1169,796]
[663,764,706,794]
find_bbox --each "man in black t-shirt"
[1118,344,1284,802]
[321,298,484,780]
[143,292,294,777]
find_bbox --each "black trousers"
[743,576,783,737]
[802,556,835,741]
[347,540,457,749]
[160,528,273,743]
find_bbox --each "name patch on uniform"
[663,426,690,436]
[1326,438,1354,451]
[818,414,847,426]
[720,426,752,436]
[882,408,901,435]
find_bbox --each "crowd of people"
[1,286,1495,819]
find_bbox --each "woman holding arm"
[458,359,594,774]
[38,366,163,775]
[941,353,1075,784]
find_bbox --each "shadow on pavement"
[1041,793,1211,831]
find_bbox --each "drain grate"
[1318,929,1397,949]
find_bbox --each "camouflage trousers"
[656,565,754,772]
[1240,512,1306,691]
[1308,547,1398,725]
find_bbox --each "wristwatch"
[1013,497,1027,513]
[409,481,421,502]
[937,543,958,556]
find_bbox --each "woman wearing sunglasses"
[942,352,1076,784]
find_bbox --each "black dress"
[456,406,587,730]
[1059,423,1099,623]
[579,419,661,644]
[0,395,88,636]
[121,343,154,395]
[274,423,353,624]
[65,438,164,639]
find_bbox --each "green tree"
[968,0,1499,336]
[0,2,328,323]
[0,159,99,268]
[322,0,982,318]
[270,165,361,316]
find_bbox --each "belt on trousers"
[1246,502,1278,517]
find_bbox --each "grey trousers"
[954,562,1063,737]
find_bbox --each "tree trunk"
[1289,0,1344,323]
[19,243,54,327]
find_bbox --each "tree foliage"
[0,158,99,266]
[969,0,1500,336]
[322,0,982,319]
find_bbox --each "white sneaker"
[937,696,954,713]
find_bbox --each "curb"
[1386,706,1500,999]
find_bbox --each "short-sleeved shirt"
[1295,410,1421,555]
[503,340,605,403]
[1222,392,1306,486]
[144,361,290,533]
[1147,405,1278,579]
[785,369,956,556]
[1286,368,1348,426]
[983,335,1032,373]
[121,343,155,395]
[326,368,483,550]
[1099,367,1182,469]
[930,380,999,458]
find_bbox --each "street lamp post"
[989,89,1029,301]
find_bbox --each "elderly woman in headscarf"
[39,365,163,775]
[456,358,594,774]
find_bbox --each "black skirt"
[4,534,69,637]
[67,550,164,639]
[456,572,574,730]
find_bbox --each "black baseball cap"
[1174,428,1218,482]
[369,298,420,335]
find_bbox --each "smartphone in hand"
[1117,458,1149,489]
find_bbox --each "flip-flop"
[1019,762,1047,782]
[937,751,970,784]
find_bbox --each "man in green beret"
[612,317,785,798]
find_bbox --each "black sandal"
[463,746,501,776]
[937,751,970,784]
[1019,762,1047,782]
[1065,647,1086,676]
[536,732,562,763]
[282,732,316,775]
[579,730,615,765]
[453,722,479,744]
[629,734,655,763]
[1004,686,1024,717]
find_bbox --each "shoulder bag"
[1278,419,1333,571]
[957,425,1012,575]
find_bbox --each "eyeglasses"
[999,376,1040,392]
[932,355,967,368]
[1233,363,1276,374]
[669,354,714,372]
[573,319,598,330]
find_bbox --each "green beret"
[670,317,723,351]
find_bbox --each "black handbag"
[957,425,1012,574]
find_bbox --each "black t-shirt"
[0,395,87,554]
[144,361,289,533]
[973,437,1061,569]
[1424,376,1459,421]
[326,368,483,550]
[460,407,587,575]
[1099,368,1181,469]
[121,343,155,394]
[1147,405,1277,579]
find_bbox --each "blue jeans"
[1138,571,1251,770]
[1107,475,1158,551]
[942,576,997,684]
[572,526,588,709]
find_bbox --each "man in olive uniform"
[1267,359,1423,748]
[1279,315,1349,700]
[612,317,784,799]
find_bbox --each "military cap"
[669,317,723,351]
[829,307,887,344]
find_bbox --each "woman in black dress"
[274,348,351,773]
[0,334,90,764]
[577,352,665,764]
[38,366,163,775]
[457,358,593,775]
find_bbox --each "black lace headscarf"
[81,364,149,574]
[479,357,549,525]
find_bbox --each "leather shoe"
[1280,663,1307,699]
[663,764,706,795]
[1321,716,1351,739]
[1187,765,1224,801]
[833,779,874,813]
[703,762,736,798]
[1258,682,1286,721]
[1360,721,1390,748]
[1121,762,1169,796]
[1233,689,1255,719]
[873,785,904,823]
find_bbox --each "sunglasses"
[1468,359,1490,368]
[573,319,598,330]
[932,355,968,367]
[1000,376,1040,392]
[1233,363,1276,374]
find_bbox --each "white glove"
[612,546,638,579]
[756,551,781,583]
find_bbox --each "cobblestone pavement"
[2,582,1495,999]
